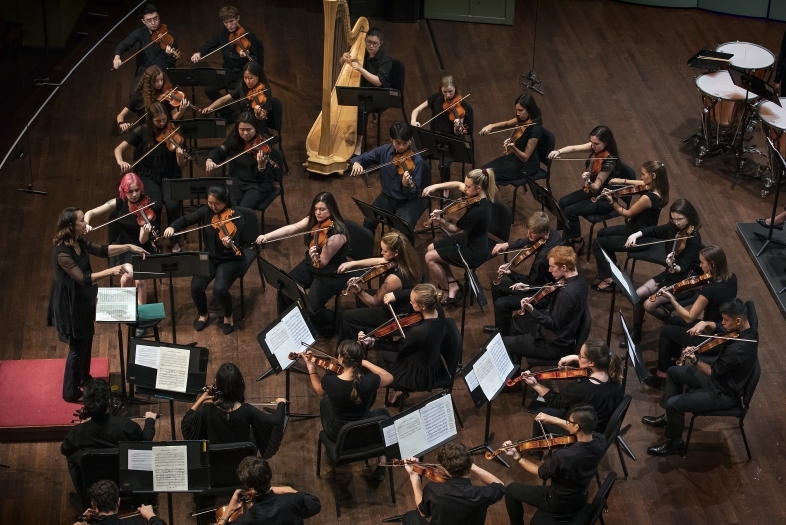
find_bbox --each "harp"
[305,0,369,176]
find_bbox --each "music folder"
[127,339,208,403]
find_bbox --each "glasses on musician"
[365,40,381,47]
[143,15,159,24]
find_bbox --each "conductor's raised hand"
[109,265,127,277]
[128,244,149,259]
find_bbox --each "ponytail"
[582,340,623,384]
[336,341,365,404]
[468,168,496,203]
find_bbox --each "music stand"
[175,118,228,177]
[352,197,417,243]
[411,127,474,185]
[615,313,641,461]
[256,255,312,310]
[455,241,486,336]
[686,48,733,71]
[336,86,402,152]
[163,177,232,249]
[754,136,786,257]
[167,67,227,109]
[597,247,639,348]
[131,252,210,344]
[526,177,570,229]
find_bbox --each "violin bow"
[421,93,471,127]
[340,262,389,274]
[87,202,156,231]
[257,226,330,244]
[129,126,182,170]
[112,31,169,70]
[198,31,255,61]
[356,148,428,176]
[168,216,240,238]
[481,121,538,135]
[696,334,757,343]
[632,235,696,247]
[209,87,269,113]
[299,341,335,359]
[213,135,275,169]
[388,303,406,339]
[550,156,620,160]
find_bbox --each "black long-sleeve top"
[114,27,177,71]
[351,144,423,201]
[125,125,182,185]
[390,309,447,392]
[507,228,562,285]
[530,275,589,348]
[169,205,246,261]
[207,138,282,193]
[61,413,156,462]
[639,223,702,284]
[198,26,264,72]
[542,377,623,433]
[232,490,321,525]
[775,29,786,84]
[711,325,758,398]
[426,92,475,136]
[86,514,167,525]
[360,48,392,88]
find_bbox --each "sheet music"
[128,449,153,471]
[420,394,456,448]
[135,345,160,369]
[152,445,188,492]
[602,248,633,298]
[265,306,314,370]
[95,288,137,322]
[394,412,428,460]
[383,425,398,447]
[282,306,315,348]
[487,333,514,380]
[463,368,480,391]
[155,347,190,393]
[391,395,457,458]
[474,351,501,401]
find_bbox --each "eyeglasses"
[365,40,381,47]
[143,16,159,24]
[566,419,577,425]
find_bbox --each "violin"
[246,83,268,120]
[214,488,258,524]
[583,150,611,193]
[288,351,344,374]
[393,148,418,177]
[504,120,530,155]
[591,184,648,203]
[229,26,255,59]
[342,262,396,295]
[78,507,155,523]
[649,272,712,302]
[505,366,591,387]
[150,25,181,59]
[128,195,160,246]
[365,312,424,339]
[515,278,566,315]
[677,331,739,366]
[484,434,577,460]
[310,219,334,268]
[155,122,192,160]
[201,384,222,396]
[211,208,242,257]
[493,238,546,285]
[423,195,482,227]
[443,93,467,135]
[157,82,200,111]
[245,134,278,169]
[388,459,450,483]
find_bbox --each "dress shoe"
[647,439,683,457]
[641,414,667,428]
[63,391,84,403]
[643,375,665,388]
[193,315,209,331]
[630,323,642,344]
[757,218,783,230]
[483,325,498,334]
[222,322,235,335]
[135,327,148,338]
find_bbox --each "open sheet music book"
[96,287,137,323]
[462,332,515,406]
[259,302,317,372]
[381,392,457,459]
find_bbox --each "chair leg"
[615,440,629,479]
[739,418,752,462]
[389,462,397,504]
[630,258,637,279]
[596,471,602,490]
[316,438,322,477]
[512,186,519,224]
[332,466,341,518]
[240,275,245,320]
[682,415,698,458]
[280,192,290,224]
[587,222,596,262]
[260,211,266,250]
[521,382,529,407]
[333,295,340,337]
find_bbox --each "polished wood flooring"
[1,1,786,523]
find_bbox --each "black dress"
[534,377,623,435]
[207,138,282,209]
[482,122,542,185]
[388,310,447,393]
[113,198,159,263]
[320,372,389,441]
[434,198,492,267]
[181,402,286,458]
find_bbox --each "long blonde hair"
[381,231,420,288]
[467,168,496,203]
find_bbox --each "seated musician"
[112,4,177,81]
[256,192,350,338]
[191,5,264,122]
[421,169,496,306]
[202,61,272,126]
[163,185,246,335]
[646,245,737,387]
[624,199,702,344]
[519,340,623,435]
[502,246,589,365]
[359,284,446,407]
[502,405,606,525]
[591,160,669,291]
[478,93,543,187]
[350,122,425,232]
[181,363,287,458]
[61,379,157,509]
[339,27,392,155]
[402,441,504,525]
[116,65,187,132]
[72,480,165,525]
[483,211,562,336]
[305,341,392,480]
[336,231,421,344]
[643,298,758,457]
[216,457,321,525]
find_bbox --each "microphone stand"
[519,0,544,96]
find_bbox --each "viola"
[246,83,268,120]
[150,24,181,59]
[493,238,546,285]
[211,208,242,257]
[583,150,611,193]
[310,219,334,268]
[505,366,591,387]
[288,351,344,374]
[677,331,739,366]
[504,119,530,155]
[515,278,566,315]
[388,459,450,483]
[128,195,160,246]
[229,25,255,59]
[157,82,200,111]
[366,312,424,339]
[342,262,396,295]
[423,195,482,227]
[215,488,258,524]
[443,93,467,135]
[591,184,649,203]
[649,272,712,302]
[245,134,279,169]
[484,434,577,460]
[155,122,192,160]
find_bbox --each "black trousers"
[229,185,274,210]
[592,224,648,280]
[190,257,246,318]
[205,72,242,121]
[62,334,94,400]
[141,176,181,227]
[319,395,388,442]
[363,193,423,232]
[660,365,739,441]
[505,483,585,525]
[655,317,722,373]
[491,275,533,336]
[402,510,429,525]
[503,332,572,364]
[337,305,389,345]
[558,189,613,240]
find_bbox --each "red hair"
[117,173,145,201]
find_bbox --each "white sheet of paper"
[601,248,633,298]
[127,449,153,471]
[265,322,297,370]
[383,425,398,447]
[152,445,188,492]
[463,368,480,391]
[487,333,514,380]
[135,345,160,369]
[419,394,457,448]
[394,412,428,460]
[282,306,315,348]
[155,347,190,393]
[96,287,137,322]
[474,350,501,401]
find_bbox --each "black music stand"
[597,247,639,348]
[526,177,570,229]
[163,177,232,250]
[167,67,227,106]
[455,240,486,336]
[131,252,210,344]
[352,197,417,243]
[256,255,313,310]
[337,86,402,153]
[615,313,642,461]
[175,118,228,177]
[412,127,474,185]
[754,136,786,257]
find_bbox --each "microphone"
[519,71,544,96]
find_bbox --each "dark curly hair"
[83,378,111,417]
[437,441,473,477]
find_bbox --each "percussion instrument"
[695,71,759,128]
[716,41,775,81]
[758,98,786,158]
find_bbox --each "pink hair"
[118,173,145,201]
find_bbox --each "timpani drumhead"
[716,42,775,71]
[695,71,759,102]
[758,98,786,133]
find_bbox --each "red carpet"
[0,358,110,442]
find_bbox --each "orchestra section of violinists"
[48,3,763,525]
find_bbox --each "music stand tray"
[352,197,417,242]
[411,127,474,167]
[166,67,227,88]
[336,86,402,112]
[686,49,733,70]
[163,177,233,202]
[256,255,313,313]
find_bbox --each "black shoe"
[68,492,85,517]
[372,465,386,482]
[757,218,783,230]
[643,375,665,388]
[193,315,209,331]
[591,280,614,293]
[222,322,235,335]
[647,440,683,457]
[641,414,667,428]
[63,391,84,403]
[135,327,148,338]
[631,323,642,344]
[483,325,498,334]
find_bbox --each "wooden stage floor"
[1,1,785,523]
